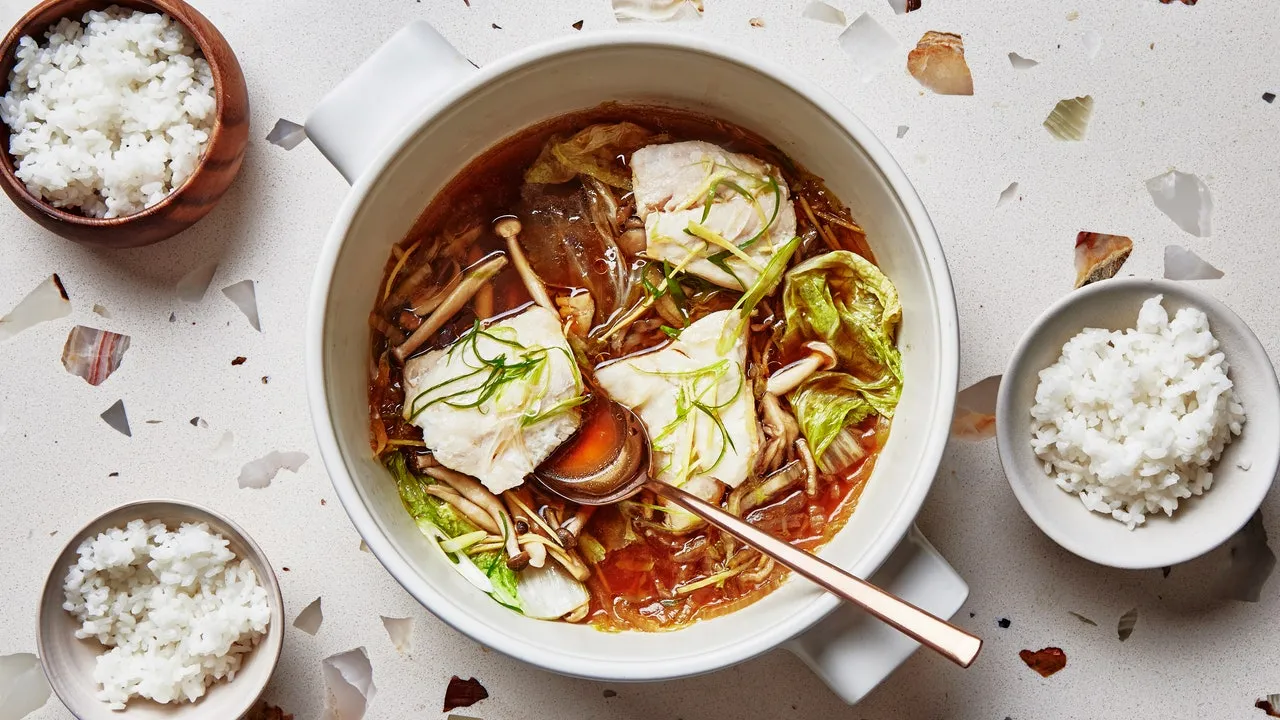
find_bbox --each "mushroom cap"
[493,215,523,239]
[803,341,838,370]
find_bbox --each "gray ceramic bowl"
[37,500,284,719]
[996,279,1280,569]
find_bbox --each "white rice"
[1030,295,1245,529]
[62,520,270,709]
[0,7,215,218]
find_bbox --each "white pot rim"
[305,29,959,681]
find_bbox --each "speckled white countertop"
[3,0,1278,718]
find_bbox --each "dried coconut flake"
[238,451,309,489]
[1164,245,1223,280]
[839,14,900,83]
[101,399,131,437]
[997,182,1019,207]
[1146,169,1212,237]
[176,262,218,303]
[1074,232,1132,288]
[0,274,70,342]
[612,0,703,22]
[223,280,261,331]
[0,653,52,719]
[952,375,1000,440]
[62,326,131,386]
[294,597,323,635]
[802,1,846,25]
[1117,607,1138,641]
[320,648,376,720]
[1044,96,1093,141]
[907,31,974,95]
[1009,52,1039,69]
[381,616,414,654]
[266,119,308,151]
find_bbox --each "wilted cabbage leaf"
[782,252,902,463]
[790,372,876,460]
[524,122,657,189]
[907,31,974,95]
[782,250,902,405]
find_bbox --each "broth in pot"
[367,104,903,631]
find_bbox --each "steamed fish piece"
[402,306,586,495]
[630,141,797,290]
[596,310,759,531]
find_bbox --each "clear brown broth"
[369,103,887,631]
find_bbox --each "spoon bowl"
[533,394,983,667]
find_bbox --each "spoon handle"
[646,480,983,668]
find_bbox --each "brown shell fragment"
[907,31,974,95]
[1160,0,1196,4]
[1257,697,1280,717]
[1019,647,1067,677]
[444,676,489,712]
[1074,232,1133,288]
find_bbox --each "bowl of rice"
[996,279,1280,569]
[0,0,248,248]
[37,499,283,719]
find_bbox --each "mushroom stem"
[423,465,520,561]
[502,490,549,568]
[422,485,501,535]
[796,437,819,496]
[393,253,508,362]
[556,506,595,548]
[765,341,838,396]
[494,216,556,313]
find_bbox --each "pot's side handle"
[785,527,970,705]
[306,21,476,184]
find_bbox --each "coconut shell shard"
[907,31,974,95]
[1074,232,1133,288]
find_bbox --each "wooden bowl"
[0,0,249,248]
[37,499,285,718]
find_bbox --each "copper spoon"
[535,395,983,668]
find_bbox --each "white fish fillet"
[631,141,797,290]
[403,306,585,495]
[596,310,759,531]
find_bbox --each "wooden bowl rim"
[0,0,240,228]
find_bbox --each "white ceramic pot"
[305,22,966,704]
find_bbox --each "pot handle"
[306,21,476,184]
[785,526,970,705]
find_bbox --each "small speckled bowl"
[996,279,1280,569]
[37,500,284,719]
